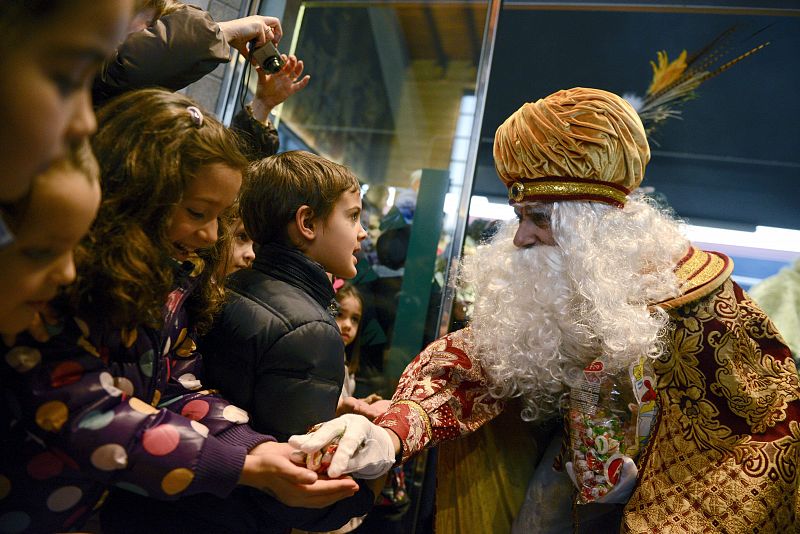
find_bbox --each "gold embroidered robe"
[374,248,800,532]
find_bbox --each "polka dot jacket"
[0,263,272,533]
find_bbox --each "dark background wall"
[474,2,800,231]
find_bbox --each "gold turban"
[493,87,649,207]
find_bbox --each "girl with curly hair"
[0,89,358,533]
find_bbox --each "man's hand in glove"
[289,414,398,479]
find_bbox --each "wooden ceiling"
[394,4,486,66]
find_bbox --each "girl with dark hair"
[334,283,390,420]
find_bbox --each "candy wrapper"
[567,357,658,503]
[304,433,343,474]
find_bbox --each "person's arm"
[2,321,257,500]
[230,106,280,160]
[94,8,281,106]
[290,327,506,477]
[94,5,229,105]
[2,315,360,514]
[230,54,310,160]
[373,326,506,462]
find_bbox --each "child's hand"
[362,393,383,404]
[240,441,359,508]
[336,396,371,417]
[355,399,391,420]
[337,397,391,420]
[249,54,310,119]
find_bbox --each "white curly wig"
[461,195,689,421]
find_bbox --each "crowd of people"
[1,1,798,533]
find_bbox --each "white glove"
[565,456,638,504]
[288,414,395,479]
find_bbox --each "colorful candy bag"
[305,433,342,473]
[567,357,658,503]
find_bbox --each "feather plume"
[629,27,770,137]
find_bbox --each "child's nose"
[243,245,255,262]
[198,219,218,244]
[50,252,77,286]
[65,90,97,141]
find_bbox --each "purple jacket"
[0,262,271,532]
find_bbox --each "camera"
[249,40,285,74]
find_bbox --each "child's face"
[0,0,132,203]
[0,168,101,335]
[307,189,367,279]
[167,163,242,261]
[335,295,362,347]
[227,219,255,275]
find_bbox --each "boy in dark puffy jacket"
[202,150,367,441]
[102,150,374,533]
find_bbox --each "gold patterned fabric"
[493,88,650,206]
[658,246,734,310]
[623,278,800,532]
[377,250,800,532]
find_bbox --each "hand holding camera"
[249,39,286,74]
[219,15,281,57]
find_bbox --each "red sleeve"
[374,327,505,462]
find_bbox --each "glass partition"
[271,0,494,396]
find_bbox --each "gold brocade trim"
[658,248,733,310]
[508,180,628,205]
[673,246,708,281]
[395,399,433,440]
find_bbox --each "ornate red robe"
[374,248,800,532]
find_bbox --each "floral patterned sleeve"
[373,327,505,463]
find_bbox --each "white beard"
[463,224,597,421]
[461,198,685,421]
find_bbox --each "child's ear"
[293,205,317,242]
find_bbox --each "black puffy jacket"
[202,244,344,441]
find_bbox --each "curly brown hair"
[76,89,247,333]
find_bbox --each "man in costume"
[291,87,800,532]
